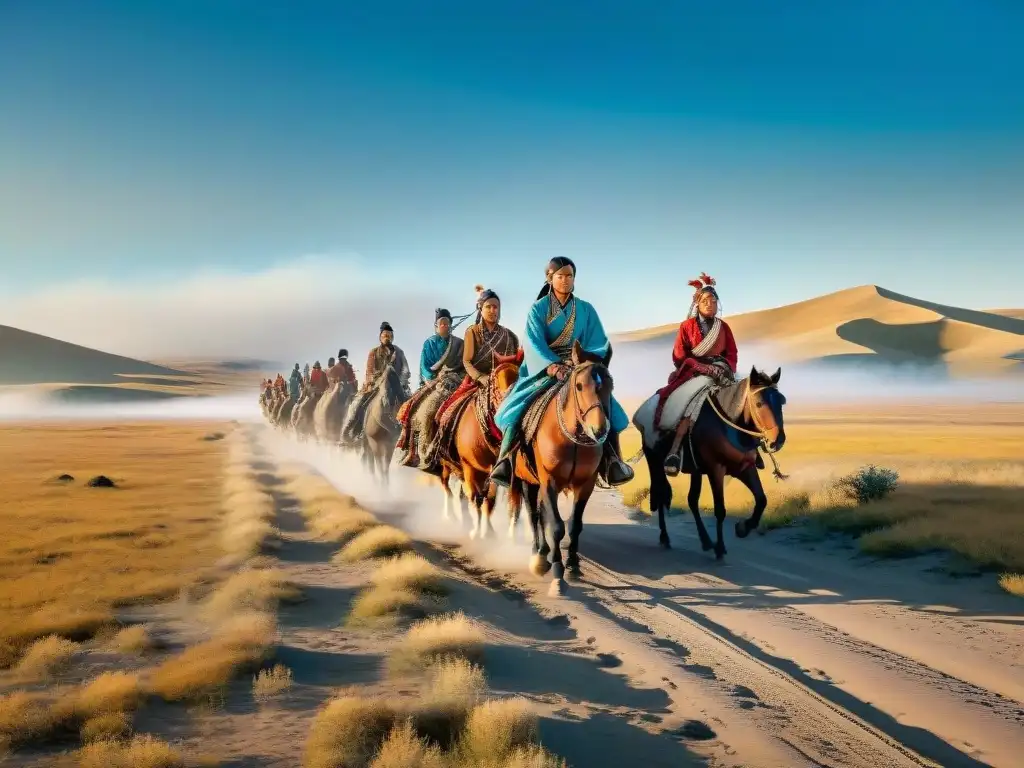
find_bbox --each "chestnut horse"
[437,350,525,540]
[513,339,614,597]
[634,366,787,559]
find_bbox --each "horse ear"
[749,365,760,383]
[770,367,781,384]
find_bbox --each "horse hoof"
[566,566,583,581]
[734,521,749,539]
[530,554,551,577]
[659,537,672,550]
[548,579,568,597]
[701,540,714,552]
[715,545,727,560]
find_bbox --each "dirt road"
[264,433,1024,768]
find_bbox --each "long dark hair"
[537,257,576,300]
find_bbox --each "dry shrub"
[203,568,303,618]
[457,698,541,764]
[371,554,447,596]
[411,658,487,749]
[149,612,276,703]
[221,487,278,562]
[0,691,64,748]
[2,609,112,669]
[70,671,144,718]
[338,526,413,563]
[14,635,79,679]
[999,573,1024,597]
[388,614,485,677]
[369,720,446,768]
[80,711,132,743]
[304,695,399,768]
[310,507,378,543]
[253,664,293,702]
[347,587,431,627]
[107,625,154,654]
[77,734,184,768]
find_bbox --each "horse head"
[747,366,786,451]
[568,339,612,443]
[491,348,524,395]
[379,364,407,410]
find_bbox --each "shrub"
[835,465,899,504]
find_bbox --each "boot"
[490,455,513,487]
[601,430,634,487]
[663,418,691,477]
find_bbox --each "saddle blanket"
[632,375,717,450]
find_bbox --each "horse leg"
[644,445,673,549]
[708,467,728,559]
[540,477,568,596]
[464,466,485,540]
[687,474,714,552]
[506,478,523,541]
[440,466,456,523]
[525,482,550,576]
[733,464,768,539]
[565,480,594,581]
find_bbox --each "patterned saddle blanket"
[520,377,566,445]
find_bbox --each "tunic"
[419,333,465,386]
[463,323,520,382]
[654,315,738,425]
[327,359,357,388]
[363,344,411,392]
[494,293,629,437]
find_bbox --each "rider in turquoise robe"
[419,330,450,387]
[490,257,633,488]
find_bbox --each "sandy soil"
[262,429,1024,768]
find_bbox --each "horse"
[632,366,787,559]
[437,350,525,540]
[274,393,295,429]
[361,365,409,487]
[314,380,355,449]
[293,385,323,442]
[511,339,613,597]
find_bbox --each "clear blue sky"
[2,0,1022,333]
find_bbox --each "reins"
[556,360,609,447]
[706,380,788,481]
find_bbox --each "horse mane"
[713,375,749,421]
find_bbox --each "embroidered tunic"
[363,344,411,392]
[419,333,465,387]
[494,293,629,436]
[653,316,738,425]
[463,323,520,382]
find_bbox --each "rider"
[288,364,303,402]
[275,372,286,394]
[435,286,521,428]
[303,362,311,384]
[310,360,328,394]
[327,349,357,389]
[655,272,738,475]
[399,308,465,468]
[340,322,412,445]
[489,258,634,488]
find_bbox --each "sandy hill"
[987,308,1024,320]
[616,285,1024,376]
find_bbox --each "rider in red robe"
[654,272,738,475]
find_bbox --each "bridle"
[557,360,609,447]
[706,378,788,480]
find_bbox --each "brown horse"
[314,380,355,448]
[273,393,295,428]
[361,364,408,487]
[512,339,613,597]
[437,351,525,540]
[634,367,787,559]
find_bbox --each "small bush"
[347,587,430,627]
[107,625,155,655]
[0,691,63,748]
[14,635,79,679]
[835,465,899,504]
[77,734,184,768]
[999,573,1024,597]
[304,695,399,768]
[370,720,446,768]
[388,614,485,677]
[253,665,293,702]
[80,711,132,743]
[458,698,539,763]
[71,671,144,718]
[371,554,448,596]
[337,526,413,563]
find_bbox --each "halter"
[706,379,788,480]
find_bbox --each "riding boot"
[600,430,634,487]
[664,418,691,477]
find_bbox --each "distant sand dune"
[615,285,1023,376]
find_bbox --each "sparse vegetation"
[107,624,156,654]
[80,711,133,743]
[338,526,414,563]
[998,573,1024,597]
[371,554,448,596]
[304,695,400,768]
[77,734,185,768]
[13,635,79,680]
[347,587,430,627]
[202,567,303,619]
[253,664,293,702]
[388,613,486,677]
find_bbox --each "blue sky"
[1,0,1022,346]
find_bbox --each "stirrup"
[664,453,682,477]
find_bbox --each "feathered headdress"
[688,272,721,317]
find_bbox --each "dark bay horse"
[635,366,787,559]
[513,339,613,597]
[362,365,409,487]
[438,350,525,540]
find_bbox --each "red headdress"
[688,272,717,299]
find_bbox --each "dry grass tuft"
[999,573,1024,596]
[80,711,132,743]
[304,695,399,768]
[0,690,65,748]
[13,635,79,679]
[69,671,144,718]
[203,568,303,618]
[253,664,293,702]
[410,658,487,750]
[77,734,184,768]
[457,698,544,765]
[388,614,485,677]
[107,624,155,654]
[337,526,413,563]
[149,612,276,703]
[347,587,430,627]
[369,720,446,768]
[371,554,448,596]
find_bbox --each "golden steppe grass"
[618,402,1024,591]
[0,423,227,668]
